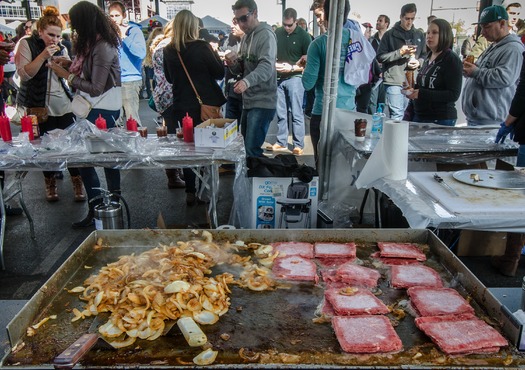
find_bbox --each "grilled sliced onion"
[193,348,218,365]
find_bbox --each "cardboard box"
[456,230,507,256]
[194,119,238,148]
[251,176,319,229]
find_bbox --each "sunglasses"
[283,22,295,28]
[233,10,253,25]
[24,25,31,29]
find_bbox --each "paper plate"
[452,169,525,190]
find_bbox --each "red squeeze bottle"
[182,113,194,143]
[95,114,107,130]
[0,114,12,142]
[126,116,138,132]
[21,115,34,140]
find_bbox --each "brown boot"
[45,177,59,202]
[491,232,525,277]
[71,175,86,202]
[166,169,185,189]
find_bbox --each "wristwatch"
[67,73,75,84]
[291,65,295,72]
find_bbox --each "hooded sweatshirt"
[119,21,146,82]
[376,21,425,86]
[232,22,277,110]
[462,33,524,126]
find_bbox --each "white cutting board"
[409,172,525,214]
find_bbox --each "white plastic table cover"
[368,171,525,232]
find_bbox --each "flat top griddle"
[2,229,523,368]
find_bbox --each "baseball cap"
[362,22,373,28]
[473,5,508,25]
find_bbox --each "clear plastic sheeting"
[337,120,519,166]
[367,173,525,232]
[322,114,519,227]
[0,119,248,229]
[0,119,246,171]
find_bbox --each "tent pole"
[318,0,345,200]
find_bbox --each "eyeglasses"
[283,22,295,28]
[233,10,253,25]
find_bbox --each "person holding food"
[404,18,462,126]
[48,1,122,228]
[15,6,85,203]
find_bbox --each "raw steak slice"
[272,242,314,258]
[390,264,443,289]
[314,242,356,258]
[415,313,508,355]
[371,252,421,265]
[377,242,426,261]
[328,262,381,287]
[272,256,317,281]
[408,286,474,317]
[325,288,389,315]
[332,315,403,353]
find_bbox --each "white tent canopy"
[0,23,16,36]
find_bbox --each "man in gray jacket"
[226,0,277,157]
[462,5,524,126]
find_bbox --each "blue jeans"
[385,85,408,120]
[225,97,243,123]
[276,77,305,149]
[240,108,276,157]
[80,109,121,201]
[517,145,525,167]
[413,115,456,127]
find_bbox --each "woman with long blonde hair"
[163,10,225,205]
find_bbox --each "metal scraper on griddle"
[53,313,114,369]
[53,315,178,369]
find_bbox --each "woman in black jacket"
[406,18,463,126]
[163,9,226,206]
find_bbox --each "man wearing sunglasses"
[226,0,277,157]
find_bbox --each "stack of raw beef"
[270,241,508,355]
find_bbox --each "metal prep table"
[0,127,247,269]
[2,229,524,368]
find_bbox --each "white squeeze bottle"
[371,103,385,140]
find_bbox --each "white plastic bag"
[343,29,376,86]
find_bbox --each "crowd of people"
[1,0,525,242]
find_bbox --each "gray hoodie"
[462,33,524,126]
[233,22,277,110]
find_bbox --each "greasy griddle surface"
[3,239,522,368]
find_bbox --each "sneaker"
[292,147,304,156]
[5,205,23,216]
[266,143,288,151]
